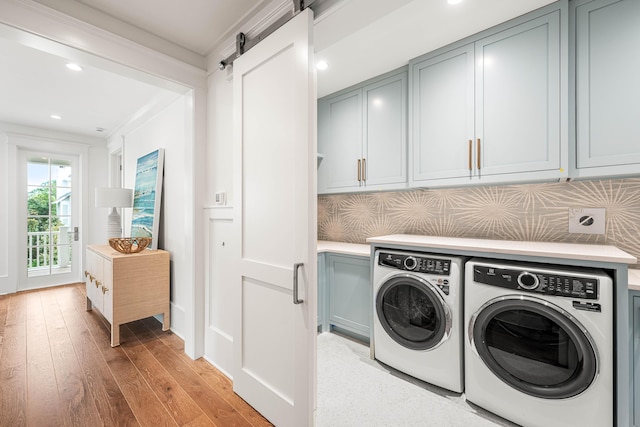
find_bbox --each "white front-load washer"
[464,259,614,427]
[372,249,465,393]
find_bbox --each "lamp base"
[106,207,122,239]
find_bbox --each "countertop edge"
[366,235,637,265]
[317,237,640,291]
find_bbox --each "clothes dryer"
[464,259,613,427]
[372,249,465,392]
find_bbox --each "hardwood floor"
[0,283,273,427]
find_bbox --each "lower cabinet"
[632,291,640,427]
[326,254,371,341]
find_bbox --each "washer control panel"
[378,252,451,275]
[473,264,598,300]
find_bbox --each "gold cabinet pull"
[89,274,95,282]
[477,138,481,170]
[357,159,361,182]
[84,270,89,278]
[362,158,366,182]
[95,280,101,288]
[101,286,108,295]
[468,140,472,171]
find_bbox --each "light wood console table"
[84,244,170,347]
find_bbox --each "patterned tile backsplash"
[318,178,640,268]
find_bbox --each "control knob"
[403,256,418,271]
[517,271,539,290]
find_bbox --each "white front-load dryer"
[464,259,613,427]
[372,249,465,393]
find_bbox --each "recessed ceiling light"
[50,114,62,120]
[316,60,328,71]
[448,0,463,4]
[66,63,83,71]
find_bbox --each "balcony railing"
[27,229,72,275]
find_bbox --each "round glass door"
[376,275,451,350]
[471,297,598,399]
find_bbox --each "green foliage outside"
[27,181,64,268]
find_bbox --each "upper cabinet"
[409,6,567,188]
[318,68,407,194]
[572,0,640,178]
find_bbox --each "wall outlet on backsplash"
[568,208,605,235]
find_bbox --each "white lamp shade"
[95,187,133,208]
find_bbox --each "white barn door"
[232,8,316,427]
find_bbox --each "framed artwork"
[131,148,164,250]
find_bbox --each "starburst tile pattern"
[317,178,640,267]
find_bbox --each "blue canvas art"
[131,149,164,249]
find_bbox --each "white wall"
[112,94,192,341]
[204,52,236,374]
[207,69,235,206]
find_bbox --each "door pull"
[293,262,304,304]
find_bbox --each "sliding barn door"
[232,8,317,427]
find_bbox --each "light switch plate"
[568,208,605,235]
[215,192,226,205]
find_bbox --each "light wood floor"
[0,283,273,427]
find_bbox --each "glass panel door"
[26,155,74,278]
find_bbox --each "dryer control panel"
[378,252,451,275]
[473,265,599,300]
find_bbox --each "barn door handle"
[293,262,304,304]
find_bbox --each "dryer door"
[469,296,598,399]
[376,274,451,351]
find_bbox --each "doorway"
[20,150,80,290]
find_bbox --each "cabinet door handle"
[477,138,481,170]
[468,140,472,171]
[101,286,109,295]
[357,159,361,183]
[362,158,366,182]
[84,270,89,278]
[95,280,101,288]
[89,274,95,282]
[293,262,304,305]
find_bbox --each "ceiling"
[0,0,556,138]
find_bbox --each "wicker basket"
[109,237,151,254]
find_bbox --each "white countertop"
[318,236,640,291]
[366,234,637,265]
[318,241,369,257]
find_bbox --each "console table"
[84,244,170,347]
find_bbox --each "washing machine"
[464,259,614,427]
[372,249,465,393]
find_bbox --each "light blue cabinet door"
[318,68,408,194]
[362,71,408,191]
[633,293,640,427]
[574,0,640,176]
[327,254,370,339]
[318,89,363,193]
[410,44,475,184]
[409,6,565,188]
[476,11,561,177]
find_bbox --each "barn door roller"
[219,0,308,70]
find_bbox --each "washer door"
[470,296,598,399]
[376,274,451,351]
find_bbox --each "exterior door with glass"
[21,151,79,289]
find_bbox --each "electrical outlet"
[568,208,605,235]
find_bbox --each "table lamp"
[95,187,133,238]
